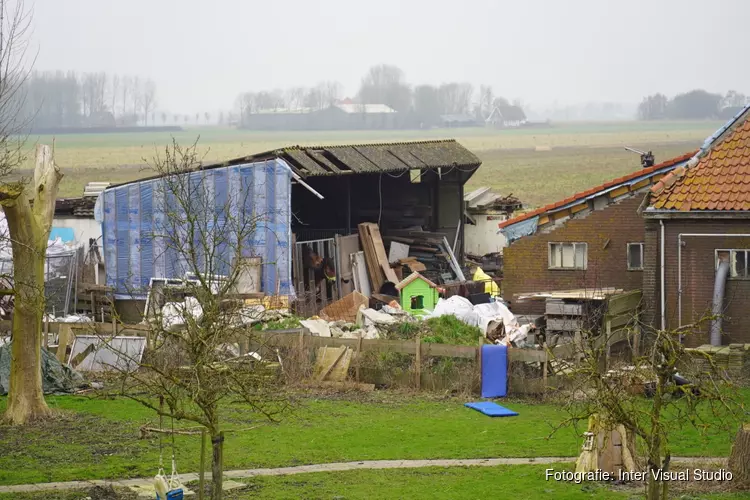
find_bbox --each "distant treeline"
[638,90,748,121]
[29,125,183,135]
[235,64,524,128]
[17,71,159,130]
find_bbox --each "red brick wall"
[503,195,646,314]
[643,218,750,346]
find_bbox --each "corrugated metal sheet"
[103,159,292,299]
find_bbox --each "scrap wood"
[315,345,352,382]
[318,291,369,323]
[358,223,398,291]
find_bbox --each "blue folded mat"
[481,344,507,398]
[465,401,518,417]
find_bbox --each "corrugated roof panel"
[283,149,328,176]
[354,145,409,172]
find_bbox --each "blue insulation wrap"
[102,159,293,299]
[481,344,508,398]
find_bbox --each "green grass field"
[1,391,747,487]
[17,121,720,205]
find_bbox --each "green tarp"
[0,342,85,395]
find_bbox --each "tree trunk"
[1,145,62,425]
[211,431,224,500]
[729,423,750,486]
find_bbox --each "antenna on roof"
[624,147,655,168]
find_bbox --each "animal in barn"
[302,245,337,301]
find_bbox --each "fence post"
[542,344,548,400]
[415,334,421,390]
[356,333,363,383]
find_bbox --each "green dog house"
[396,272,439,315]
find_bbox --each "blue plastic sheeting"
[481,344,508,398]
[464,401,518,417]
[102,159,293,299]
[49,227,75,243]
[499,216,538,244]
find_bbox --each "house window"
[716,249,750,279]
[411,295,424,309]
[549,242,587,270]
[627,243,644,270]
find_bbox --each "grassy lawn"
[1,465,748,499]
[1,390,747,487]
[14,121,719,203]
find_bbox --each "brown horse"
[302,245,337,301]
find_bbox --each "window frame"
[627,242,645,271]
[548,242,588,270]
[715,249,750,280]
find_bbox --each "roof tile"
[650,109,750,211]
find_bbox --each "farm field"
[18,121,721,207]
[1,390,747,487]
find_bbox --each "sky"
[25,0,750,115]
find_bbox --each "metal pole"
[199,428,206,500]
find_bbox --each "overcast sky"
[27,0,750,114]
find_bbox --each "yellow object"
[473,267,499,297]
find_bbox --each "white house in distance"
[485,104,527,128]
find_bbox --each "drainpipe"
[660,220,666,331]
[676,233,750,335]
[710,252,730,346]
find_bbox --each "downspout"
[710,252,730,346]
[660,220,666,331]
[676,234,750,341]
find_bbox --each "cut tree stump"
[729,423,750,485]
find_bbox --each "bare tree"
[553,316,744,500]
[110,73,119,117]
[0,2,63,427]
[141,79,156,126]
[107,140,289,498]
[161,111,167,124]
[120,75,131,122]
[204,111,210,124]
[0,145,62,425]
[132,75,141,119]
[479,85,494,118]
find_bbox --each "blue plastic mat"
[465,401,518,417]
[481,344,507,397]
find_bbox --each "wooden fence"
[2,290,641,395]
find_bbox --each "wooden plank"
[545,300,583,316]
[358,223,383,293]
[56,325,73,364]
[415,335,422,389]
[607,290,642,317]
[317,346,347,381]
[367,224,398,284]
[508,348,548,363]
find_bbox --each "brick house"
[643,105,750,346]
[497,151,695,314]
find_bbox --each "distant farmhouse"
[240,102,399,131]
[486,104,527,128]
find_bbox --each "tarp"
[428,295,520,337]
[102,159,293,299]
[499,215,538,244]
[0,343,85,395]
